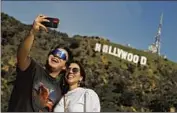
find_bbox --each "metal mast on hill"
[155,12,163,55]
[149,13,163,55]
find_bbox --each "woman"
[54,61,100,112]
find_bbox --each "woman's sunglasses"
[67,67,80,74]
[51,49,67,61]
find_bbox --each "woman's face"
[65,63,83,86]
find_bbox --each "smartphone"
[41,17,60,28]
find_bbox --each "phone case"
[41,17,59,28]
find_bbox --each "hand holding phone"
[41,17,60,28]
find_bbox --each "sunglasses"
[51,49,67,61]
[67,67,80,74]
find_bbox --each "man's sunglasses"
[67,67,80,74]
[51,49,67,61]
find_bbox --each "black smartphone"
[41,17,60,28]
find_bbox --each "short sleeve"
[85,89,101,112]
[16,58,37,76]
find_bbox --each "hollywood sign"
[94,43,147,65]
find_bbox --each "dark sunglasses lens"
[68,68,79,73]
[72,68,79,73]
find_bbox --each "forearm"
[17,29,36,64]
[16,14,48,70]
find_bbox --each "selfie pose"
[8,14,72,112]
[54,61,100,112]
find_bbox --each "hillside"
[1,12,177,112]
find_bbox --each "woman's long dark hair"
[62,60,86,94]
[72,60,86,87]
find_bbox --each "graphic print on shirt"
[32,81,58,112]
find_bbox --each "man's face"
[48,48,68,72]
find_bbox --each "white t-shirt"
[54,87,100,112]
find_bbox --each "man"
[8,14,72,112]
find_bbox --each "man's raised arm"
[17,14,49,71]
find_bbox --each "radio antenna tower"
[154,12,163,55]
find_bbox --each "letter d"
[140,56,147,65]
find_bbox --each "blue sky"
[2,1,177,62]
